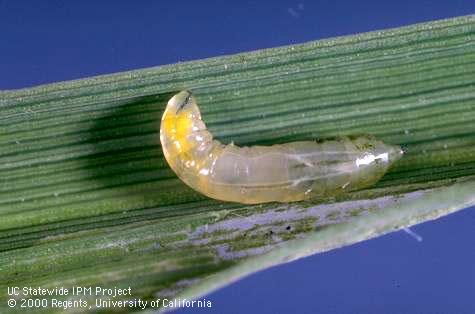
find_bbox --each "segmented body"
[160,90,403,204]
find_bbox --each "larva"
[160,90,403,204]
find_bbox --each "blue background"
[1,1,474,313]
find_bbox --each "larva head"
[348,136,404,189]
[164,90,201,119]
[160,90,208,165]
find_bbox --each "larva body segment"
[160,91,403,204]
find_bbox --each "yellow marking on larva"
[160,90,404,204]
[161,107,195,158]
